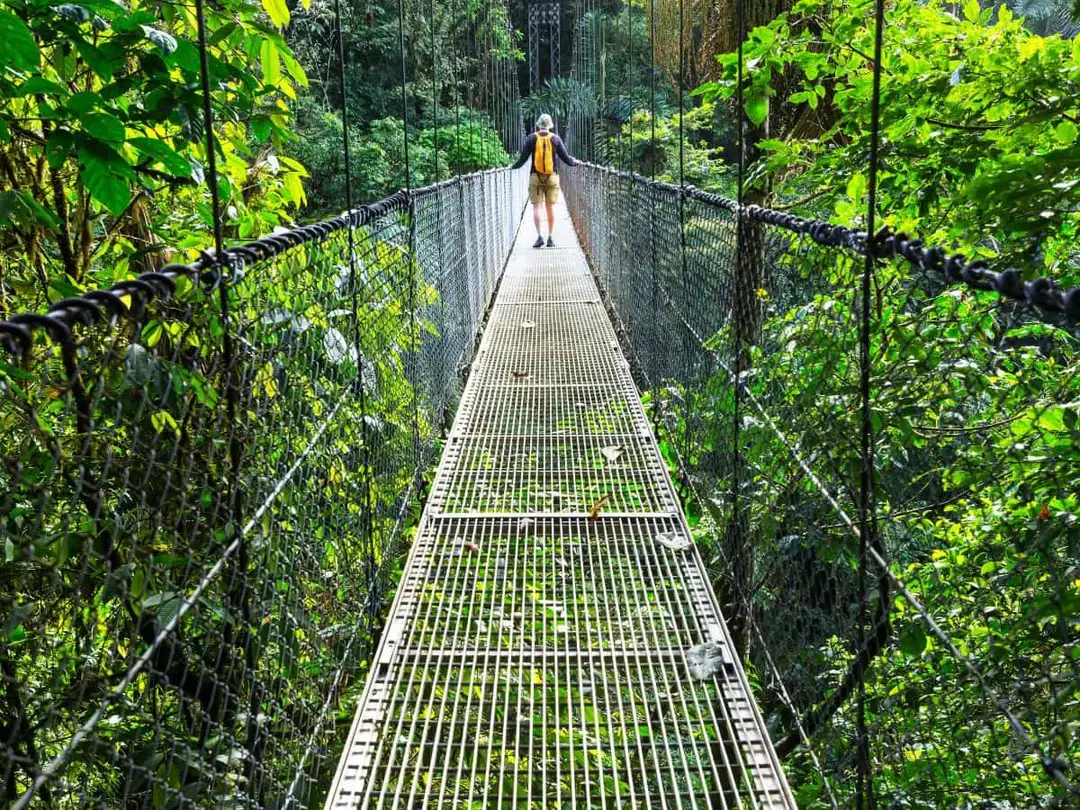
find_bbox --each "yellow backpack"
[533,132,554,175]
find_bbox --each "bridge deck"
[325,205,795,809]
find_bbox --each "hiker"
[510,114,577,248]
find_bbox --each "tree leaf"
[16,77,66,97]
[743,94,768,127]
[1054,120,1077,146]
[67,91,101,114]
[80,110,126,143]
[260,39,281,85]
[656,531,692,551]
[140,24,177,54]
[261,0,290,28]
[128,137,191,176]
[53,4,91,23]
[79,147,131,215]
[900,624,928,656]
[150,410,179,435]
[0,9,41,70]
[279,47,308,87]
[600,445,624,463]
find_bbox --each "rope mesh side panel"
[563,162,1080,806]
[0,169,526,809]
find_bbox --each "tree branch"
[925,116,1004,132]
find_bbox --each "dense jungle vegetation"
[569,0,1080,804]
[0,0,515,804]
[1,0,1078,805]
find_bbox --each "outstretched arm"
[554,136,577,167]
[510,134,535,169]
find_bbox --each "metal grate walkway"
[325,204,796,809]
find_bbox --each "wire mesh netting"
[0,169,526,809]
[326,207,796,809]
[563,162,1080,806]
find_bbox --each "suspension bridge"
[2,0,1079,806]
[323,203,792,809]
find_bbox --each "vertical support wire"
[482,0,491,167]
[195,0,257,786]
[431,0,440,184]
[397,0,422,488]
[194,0,236,509]
[676,0,692,465]
[645,0,661,429]
[195,0,240,673]
[452,28,461,176]
[397,0,412,189]
[332,0,378,618]
[625,0,632,174]
[468,5,476,171]
[732,0,746,666]
[648,0,656,177]
[430,0,448,427]
[857,0,887,805]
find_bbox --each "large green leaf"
[140,25,178,54]
[743,94,768,127]
[261,0,290,28]
[79,147,131,215]
[80,110,126,143]
[260,39,281,85]
[128,137,192,177]
[0,8,41,70]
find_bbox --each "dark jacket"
[511,130,577,174]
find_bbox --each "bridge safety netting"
[564,162,1080,807]
[0,170,526,809]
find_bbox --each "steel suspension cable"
[397,0,412,189]
[626,0,632,172]
[331,0,377,611]
[648,0,656,177]
[272,7,382,793]
[856,0,888,804]
[194,0,251,781]
[676,0,692,463]
[431,0,440,183]
[482,0,490,167]
[396,0,422,469]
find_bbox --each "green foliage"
[696,0,1080,281]
[0,0,308,316]
[650,0,1080,802]
[1,213,436,805]
[284,0,518,208]
[521,77,598,123]
[605,104,733,190]
[0,0,519,804]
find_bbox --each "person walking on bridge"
[510,114,577,248]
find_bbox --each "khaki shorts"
[529,172,560,204]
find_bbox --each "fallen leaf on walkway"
[521,319,536,329]
[600,445,625,463]
[656,532,693,551]
[686,643,727,680]
[511,371,529,379]
[588,494,611,522]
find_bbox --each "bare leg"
[532,203,543,236]
[545,201,556,238]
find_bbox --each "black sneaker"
[533,235,544,248]
[546,236,555,247]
